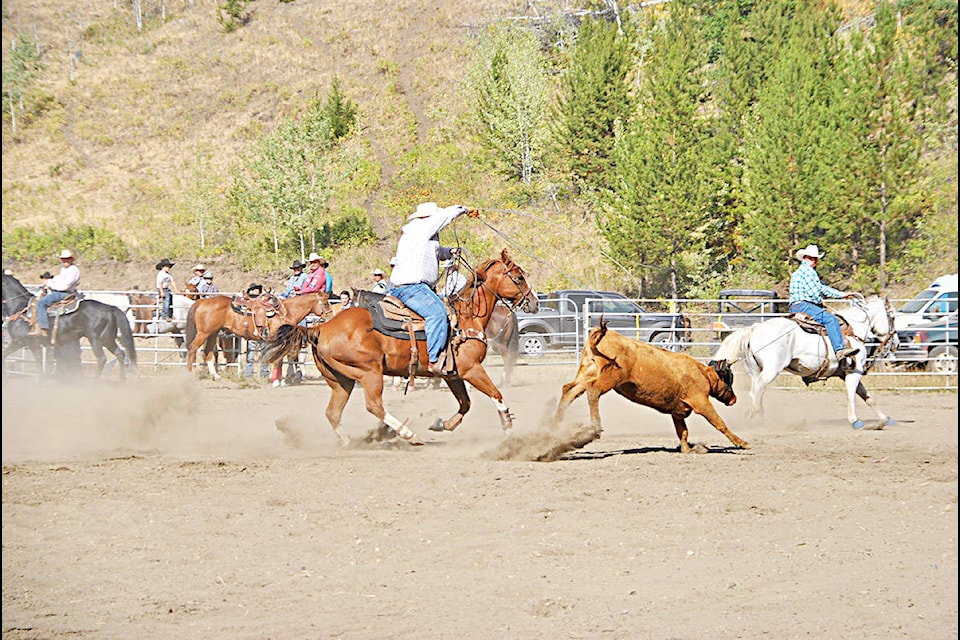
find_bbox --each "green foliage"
[322,76,358,141]
[313,211,377,249]
[468,22,550,184]
[604,6,722,298]
[550,16,635,194]
[840,1,927,288]
[740,1,847,281]
[2,225,130,261]
[218,0,251,33]
[2,33,46,131]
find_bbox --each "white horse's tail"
[713,326,755,365]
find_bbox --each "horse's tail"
[263,323,312,364]
[713,326,754,366]
[185,303,198,346]
[115,307,137,366]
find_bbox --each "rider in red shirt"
[299,253,327,295]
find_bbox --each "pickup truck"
[515,289,690,355]
[710,289,787,341]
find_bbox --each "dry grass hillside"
[2,0,533,292]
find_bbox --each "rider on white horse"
[789,244,860,364]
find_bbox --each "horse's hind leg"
[90,340,108,377]
[320,372,354,446]
[102,337,127,381]
[749,366,779,422]
[357,371,420,443]
[203,334,220,380]
[849,378,894,429]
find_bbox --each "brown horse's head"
[473,249,538,314]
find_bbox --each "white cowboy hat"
[407,202,440,220]
[193,263,206,271]
[795,244,825,261]
[58,249,75,260]
[389,257,397,266]
[307,252,325,263]
[372,269,384,276]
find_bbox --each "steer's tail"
[712,325,754,366]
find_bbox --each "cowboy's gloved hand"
[465,207,480,219]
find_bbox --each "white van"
[894,273,958,331]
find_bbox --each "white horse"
[83,291,137,332]
[713,295,899,430]
[127,292,194,355]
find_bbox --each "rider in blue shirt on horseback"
[789,244,860,362]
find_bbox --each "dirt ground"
[2,363,957,640]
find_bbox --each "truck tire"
[927,345,958,374]
[650,331,683,352]
[519,330,548,356]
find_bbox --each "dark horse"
[486,301,520,386]
[184,292,332,380]
[263,249,538,445]
[2,273,137,378]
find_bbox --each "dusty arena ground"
[2,364,957,640]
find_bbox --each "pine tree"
[550,15,634,194]
[740,1,847,282]
[603,6,720,298]
[841,1,926,289]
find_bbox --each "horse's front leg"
[454,362,515,435]
[429,376,470,433]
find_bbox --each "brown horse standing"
[185,292,331,380]
[263,249,538,445]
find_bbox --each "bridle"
[2,279,35,323]
[848,295,898,372]
[474,260,533,315]
[864,298,899,372]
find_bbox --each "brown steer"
[554,320,749,453]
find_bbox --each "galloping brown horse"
[185,292,332,380]
[263,249,538,445]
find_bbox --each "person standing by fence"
[155,258,178,320]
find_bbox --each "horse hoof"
[428,418,445,432]
[852,420,865,430]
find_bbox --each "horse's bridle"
[848,296,898,372]
[482,262,533,313]
[2,284,35,323]
[864,298,899,372]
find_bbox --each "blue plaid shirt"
[790,261,844,305]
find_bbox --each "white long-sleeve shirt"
[389,205,467,287]
[48,264,80,293]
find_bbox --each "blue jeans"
[791,301,844,352]
[37,290,71,329]
[388,283,448,364]
[160,289,173,319]
[245,340,270,377]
